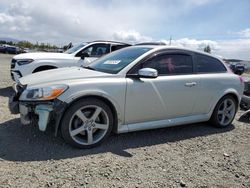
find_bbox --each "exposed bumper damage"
[9,87,68,136]
[10,70,22,82]
[35,104,53,131]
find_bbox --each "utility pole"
[169,36,172,46]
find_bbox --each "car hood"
[13,52,73,60]
[19,67,112,86]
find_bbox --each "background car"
[240,77,250,111]
[0,45,7,53]
[9,46,244,148]
[6,45,20,54]
[229,63,245,75]
[10,40,131,82]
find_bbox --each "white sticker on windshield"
[103,60,121,65]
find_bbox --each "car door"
[125,51,201,125]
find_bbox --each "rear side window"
[76,43,110,57]
[196,54,226,73]
[111,44,130,52]
[141,53,193,75]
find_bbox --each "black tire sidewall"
[60,98,114,148]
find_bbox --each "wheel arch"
[218,90,240,106]
[55,95,119,136]
[209,92,239,127]
[210,90,240,118]
[32,65,58,73]
[224,93,239,106]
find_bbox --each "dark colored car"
[6,46,20,54]
[240,77,250,110]
[229,64,245,75]
[0,45,7,53]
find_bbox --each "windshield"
[87,47,152,74]
[64,42,88,54]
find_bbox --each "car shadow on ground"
[0,118,235,162]
[0,86,14,97]
[238,115,250,123]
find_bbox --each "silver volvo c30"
[9,46,244,148]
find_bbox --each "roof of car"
[134,42,166,46]
[87,40,131,45]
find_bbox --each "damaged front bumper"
[19,103,53,131]
[9,91,68,135]
[10,70,22,82]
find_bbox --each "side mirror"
[138,68,158,78]
[81,52,89,60]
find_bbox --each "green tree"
[17,41,33,48]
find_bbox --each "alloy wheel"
[217,98,236,126]
[69,105,110,146]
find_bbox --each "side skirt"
[117,114,211,134]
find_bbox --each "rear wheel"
[61,98,114,148]
[210,96,237,127]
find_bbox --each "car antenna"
[169,36,172,46]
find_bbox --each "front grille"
[11,59,17,69]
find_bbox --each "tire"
[60,98,114,148]
[210,95,237,128]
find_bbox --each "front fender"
[63,90,122,113]
[59,89,123,126]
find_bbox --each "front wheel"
[60,98,114,148]
[210,96,237,127]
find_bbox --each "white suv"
[10,41,130,82]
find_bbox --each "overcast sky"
[0,0,250,60]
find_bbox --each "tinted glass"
[140,53,193,75]
[81,44,110,57]
[64,43,87,54]
[111,44,130,51]
[196,54,226,73]
[87,47,152,74]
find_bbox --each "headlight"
[20,84,68,101]
[17,59,34,66]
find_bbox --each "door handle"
[185,82,197,87]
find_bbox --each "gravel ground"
[0,53,249,188]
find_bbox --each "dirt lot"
[0,54,249,188]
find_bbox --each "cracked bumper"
[10,70,22,82]
[9,92,68,134]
